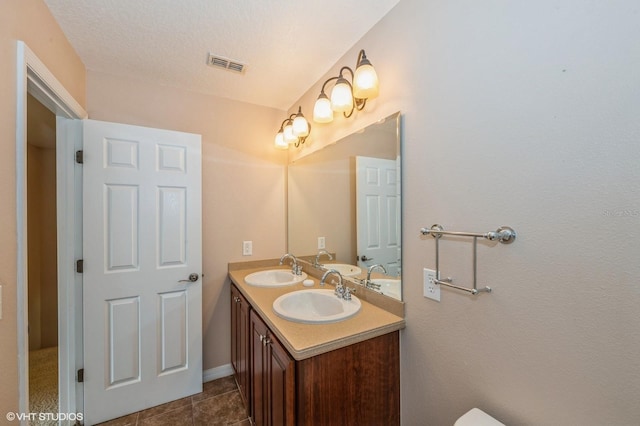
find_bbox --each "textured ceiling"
[44,0,399,111]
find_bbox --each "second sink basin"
[370,279,401,300]
[322,263,362,277]
[244,269,308,287]
[273,289,361,324]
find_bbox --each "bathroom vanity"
[229,263,405,426]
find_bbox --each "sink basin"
[370,279,401,300]
[322,263,362,277]
[272,289,361,324]
[244,269,308,287]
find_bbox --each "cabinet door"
[231,286,240,374]
[250,310,295,426]
[231,285,250,412]
[250,310,269,426]
[238,291,250,408]
[267,334,295,426]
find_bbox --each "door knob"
[178,273,199,283]
[359,255,373,262]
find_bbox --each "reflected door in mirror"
[356,156,400,276]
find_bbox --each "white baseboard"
[203,364,234,383]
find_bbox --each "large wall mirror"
[288,111,402,300]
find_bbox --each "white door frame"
[16,41,87,421]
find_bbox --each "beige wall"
[86,71,288,371]
[290,1,640,424]
[0,0,85,416]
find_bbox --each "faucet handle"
[343,286,354,301]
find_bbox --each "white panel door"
[83,119,202,424]
[356,156,400,276]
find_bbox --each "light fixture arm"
[319,75,340,96]
[356,49,367,68]
[278,115,294,131]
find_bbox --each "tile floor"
[97,376,250,426]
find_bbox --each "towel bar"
[419,224,516,296]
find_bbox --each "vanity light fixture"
[313,49,379,124]
[275,106,311,149]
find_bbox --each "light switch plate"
[423,268,440,302]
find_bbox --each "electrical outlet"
[242,241,253,256]
[423,268,440,302]
[317,237,326,250]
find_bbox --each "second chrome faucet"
[314,249,333,268]
[279,253,303,275]
[366,264,387,290]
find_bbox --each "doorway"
[26,93,59,416]
[17,41,88,418]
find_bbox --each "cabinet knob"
[233,296,241,303]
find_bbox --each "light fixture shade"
[330,78,354,113]
[292,106,310,137]
[283,123,297,144]
[292,115,309,137]
[313,93,333,123]
[274,132,288,149]
[353,63,379,99]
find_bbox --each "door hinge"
[76,259,84,273]
[75,150,83,164]
[77,368,84,383]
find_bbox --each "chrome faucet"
[321,269,345,298]
[321,269,355,300]
[314,249,333,268]
[279,253,302,275]
[366,264,387,290]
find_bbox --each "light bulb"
[313,93,333,123]
[283,123,297,144]
[274,132,287,149]
[353,63,379,99]
[330,77,353,113]
[292,115,309,137]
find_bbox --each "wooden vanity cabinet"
[232,283,400,426]
[230,284,251,413]
[250,309,296,426]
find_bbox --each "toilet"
[455,408,505,426]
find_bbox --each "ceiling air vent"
[207,53,246,74]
